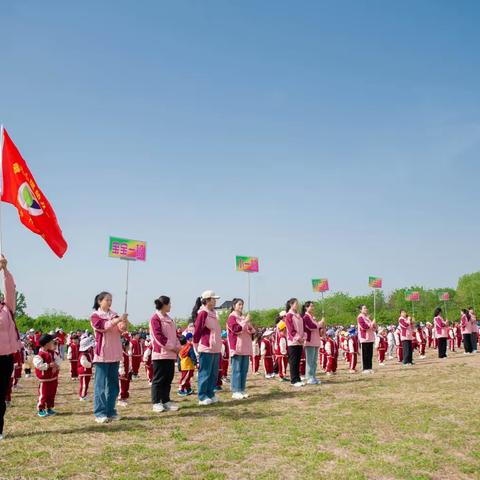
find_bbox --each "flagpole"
[0,124,4,255]
[321,291,325,317]
[124,258,130,314]
[247,271,251,312]
[373,288,377,321]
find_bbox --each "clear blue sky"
[1,1,479,322]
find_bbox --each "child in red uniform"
[177,333,197,396]
[33,334,61,417]
[143,337,154,385]
[320,330,328,372]
[118,339,132,407]
[220,331,230,382]
[78,336,94,401]
[376,328,387,366]
[67,335,79,380]
[274,321,289,382]
[261,330,275,378]
[394,328,403,362]
[448,324,456,352]
[347,327,359,373]
[416,324,426,358]
[12,348,23,388]
[299,347,306,380]
[325,329,338,375]
[251,333,261,374]
[130,332,143,378]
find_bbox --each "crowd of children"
[4,305,478,420]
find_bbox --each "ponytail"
[154,296,170,311]
[191,297,204,322]
[93,291,111,310]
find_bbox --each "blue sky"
[1,1,480,322]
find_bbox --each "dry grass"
[1,350,480,480]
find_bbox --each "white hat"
[80,336,95,352]
[263,328,274,337]
[201,290,220,300]
[279,310,287,317]
[29,328,35,333]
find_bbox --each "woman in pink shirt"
[90,292,128,424]
[227,298,255,399]
[0,256,20,441]
[469,308,478,353]
[150,295,181,412]
[285,298,305,387]
[302,301,324,385]
[357,305,376,373]
[193,290,222,406]
[460,309,474,354]
[434,307,448,359]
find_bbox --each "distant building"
[216,300,233,312]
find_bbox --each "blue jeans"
[305,346,319,380]
[198,353,220,401]
[230,355,250,393]
[93,362,119,418]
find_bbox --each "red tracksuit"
[68,342,79,379]
[456,326,462,349]
[78,350,93,399]
[143,343,153,383]
[130,338,143,376]
[251,339,260,373]
[274,333,288,379]
[347,336,359,371]
[119,351,132,400]
[261,338,274,376]
[325,337,338,373]
[35,349,59,410]
[416,329,426,356]
[319,338,328,371]
[377,336,387,364]
[426,326,433,348]
[217,339,230,387]
[299,347,306,377]
[13,349,23,386]
[394,331,403,362]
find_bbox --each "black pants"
[361,342,373,370]
[151,359,175,404]
[438,337,447,358]
[402,340,413,364]
[288,346,303,384]
[472,332,478,351]
[0,354,14,435]
[463,334,473,353]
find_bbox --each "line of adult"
[192,291,222,406]
[434,307,448,359]
[398,310,414,366]
[285,298,305,387]
[357,305,376,374]
[460,308,474,354]
[226,298,255,399]
[0,256,21,441]
[90,291,128,424]
[302,301,325,385]
[149,295,180,412]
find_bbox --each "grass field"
[1,350,480,480]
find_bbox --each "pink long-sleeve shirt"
[303,313,321,347]
[460,314,473,335]
[0,270,21,356]
[434,315,448,338]
[398,317,413,341]
[150,311,180,360]
[357,314,375,343]
[193,307,222,354]
[285,310,305,346]
[90,309,125,363]
[227,312,254,356]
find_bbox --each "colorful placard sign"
[439,292,450,301]
[235,256,259,272]
[406,291,420,302]
[312,279,329,293]
[369,276,382,289]
[109,236,146,261]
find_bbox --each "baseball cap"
[201,290,220,300]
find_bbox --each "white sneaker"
[0,434,3,441]
[163,402,179,411]
[292,382,304,388]
[307,378,320,385]
[152,403,165,413]
[117,400,128,407]
[198,398,213,406]
[241,392,249,398]
[210,396,220,404]
[232,392,244,400]
[95,416,109,424]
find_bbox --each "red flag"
[0,128,67,257]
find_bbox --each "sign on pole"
[235,256,258,311]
